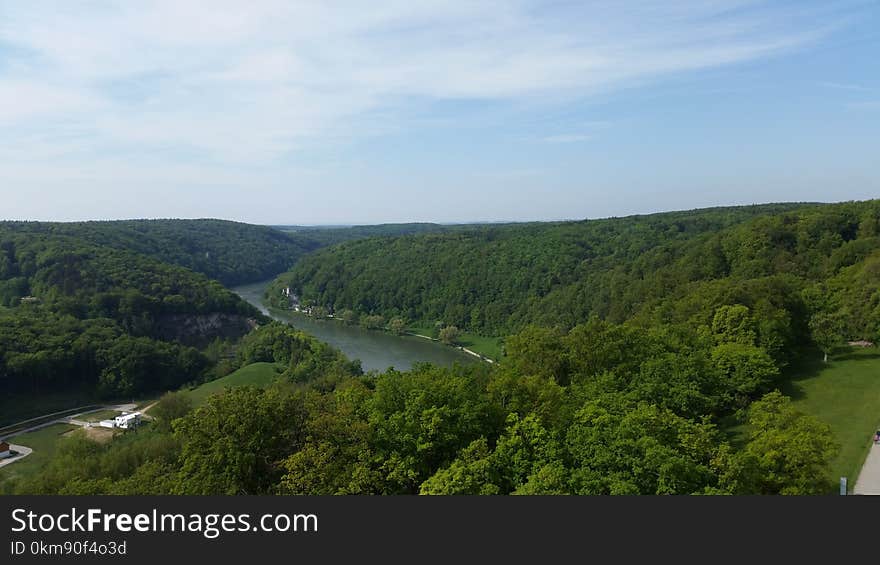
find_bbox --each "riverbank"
[406,332,496,364]
[405,324,504,361]
[260,315,501,363]
[233,281,478,372]
[270,309,500,364]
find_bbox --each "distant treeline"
[274,222,486,248]
[3,219,318,287]
[273,201,880,352]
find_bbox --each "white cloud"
[0,1,862,183]
[0,80,100,124]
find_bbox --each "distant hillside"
[272,201,880,344]
[0,225,263,403]
[2,219,318,286]
[274,222,491,248]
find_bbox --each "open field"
[185,362,285,406]
[457,334,504,361]
[81,410,122,423]
[783,348,880,490]
[0,423,78,489]
[75,426,116,444]
[407,324,503,360]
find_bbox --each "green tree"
[504,326,568,384]
[361,315,385,330]
[710,343,779,406]
[339,309,358,326]
[712,304,757,345]
[388,317,407,335]
[718,391,837,495]
[439,325,460,345]
[565,395,720,495]
[174,386,307,495]
[419,438,500,495]
[809,312,843,363]
[151,391,193,432]
[279,382,380,494]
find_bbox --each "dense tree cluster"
[0,226,262,403]
[4,205,866,495]
[7,316,836,496]
[2,219,318,287]
[275,222,472,248]
[273,202,880,355]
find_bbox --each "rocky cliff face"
[156,313,258,345]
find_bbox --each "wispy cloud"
[0,1,862,182]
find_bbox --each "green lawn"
[80,409,121,423]
[407,324,504,361]
[185,362,284,406]
[783,348,880,489]
[457,333,504,360]
[0,423,78,489]
[406,324,438,339]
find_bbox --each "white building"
[114,412,142,429]
[98,412,142,430]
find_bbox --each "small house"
[848,340,875,348]
[99,419,116,429]
[0,441,11,459]
[114,412,141,429]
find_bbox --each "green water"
[233,281,476,372]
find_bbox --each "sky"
[1,1,878,225]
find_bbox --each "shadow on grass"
[780,349,827,402]
[777,346,879,401]
[830,351,880,362]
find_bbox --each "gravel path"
[854,442,880,495]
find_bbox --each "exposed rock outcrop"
[155,313,257,345]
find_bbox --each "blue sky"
[1,1,878,224]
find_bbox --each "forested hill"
[0,225,263,405]
[274,222,488,248]
[274,201,880,340]
[4,205,861,496]
[2,219,318,287]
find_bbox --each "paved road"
[0,445,33,469]
[854,442,880,495]
[0,403,141,471]
[0,403,139,442]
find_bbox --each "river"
[233,281,477,372]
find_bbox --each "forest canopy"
[0,224,265,404]
[273,201,880,352]
[5,318,837,496]
[4,204,874,496]
[2,219,318,287]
